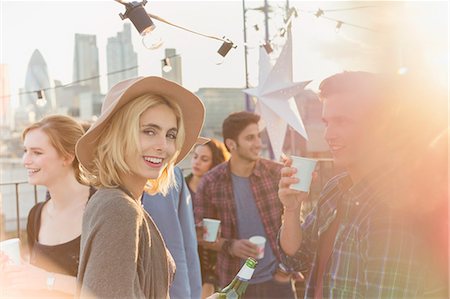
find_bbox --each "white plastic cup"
[249,235,266,259]
[0,238,21,265]
[203,218,221,242]
[290,156,317,192]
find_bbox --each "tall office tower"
[162,48,182,85]
[195,87,245,139]
[0,64,11,127]
[73,33,100,94]
[106,23,138,89]
[20,49,56,122]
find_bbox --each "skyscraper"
[106,23,138,89]
[73,33,100,94]
[19,49,56,122]
[0,64,11,127]
[195,87,245,139]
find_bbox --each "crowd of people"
[0,71,447,299]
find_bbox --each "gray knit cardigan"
[77,188,175,299]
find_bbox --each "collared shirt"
[142,167,202,299]
[194,159,283,287]
[279,170,425,299]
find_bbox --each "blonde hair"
[89,94,185,196]
[22,114,87,184]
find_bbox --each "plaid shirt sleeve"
[193,174,215,225]
[278,205,319,272]
[278,174,346,273]
[362,208,422,298]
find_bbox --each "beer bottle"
[218,257,257,299]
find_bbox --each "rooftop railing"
[0,159,336,240]
[1,181,39,239]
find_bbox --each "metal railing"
[1,160,336,239]
[1,181,39,239]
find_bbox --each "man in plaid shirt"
[194,111,296,299]
[278,72,439,298]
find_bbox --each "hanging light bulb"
[36,90,47,107]
[335,21,343,33]
[162,57,172,73]
[216,39,236,65]
[315,9,324,18]
[141,25,163,50]
[119,0,163,50]
[262,42,273,54]
[290,7,299,18]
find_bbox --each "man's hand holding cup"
[278,156,316,212]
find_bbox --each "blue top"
[142,167,202,299]
[231,173,277,284]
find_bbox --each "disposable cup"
[0,238,21,265]
[290,156,317,192]
[203,218,221,242]
[249,235,266,259]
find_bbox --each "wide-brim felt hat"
[76,76,205,173]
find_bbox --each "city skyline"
[0,1,447,238]
[106,23,138,89]
[1,1,448,117]
[73,33,101,93]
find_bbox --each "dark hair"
[222,111,260,150]
[318,71,384,100]
[203,138,230,169]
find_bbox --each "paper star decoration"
[244,30,311,160]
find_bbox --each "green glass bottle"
[218,257,258,299]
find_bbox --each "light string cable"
[1,3,382,99]
[318,5,384,12]
[0,65,139,99]
[295,5,380,33]
[113,0,235,43]
[260,4,379,50]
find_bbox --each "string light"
[161,57,172,73]
[262,42,273,54]
[335,21,343,33]
[1,4,382,101]
[116,1,241,62]
[216,39,236,64]
[35,90,47,107]
[318,5,383,12]
[289,7,299,18]
[117,0,163,49]
[147,12,235,47]
[271,6,298,41]
[0,65,139,99]
[295,7,378,32]
[315,9,324,18]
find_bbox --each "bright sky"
[1,0,448,108]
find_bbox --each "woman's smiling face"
[125,103,178,181]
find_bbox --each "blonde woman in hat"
[75,76,205,299]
